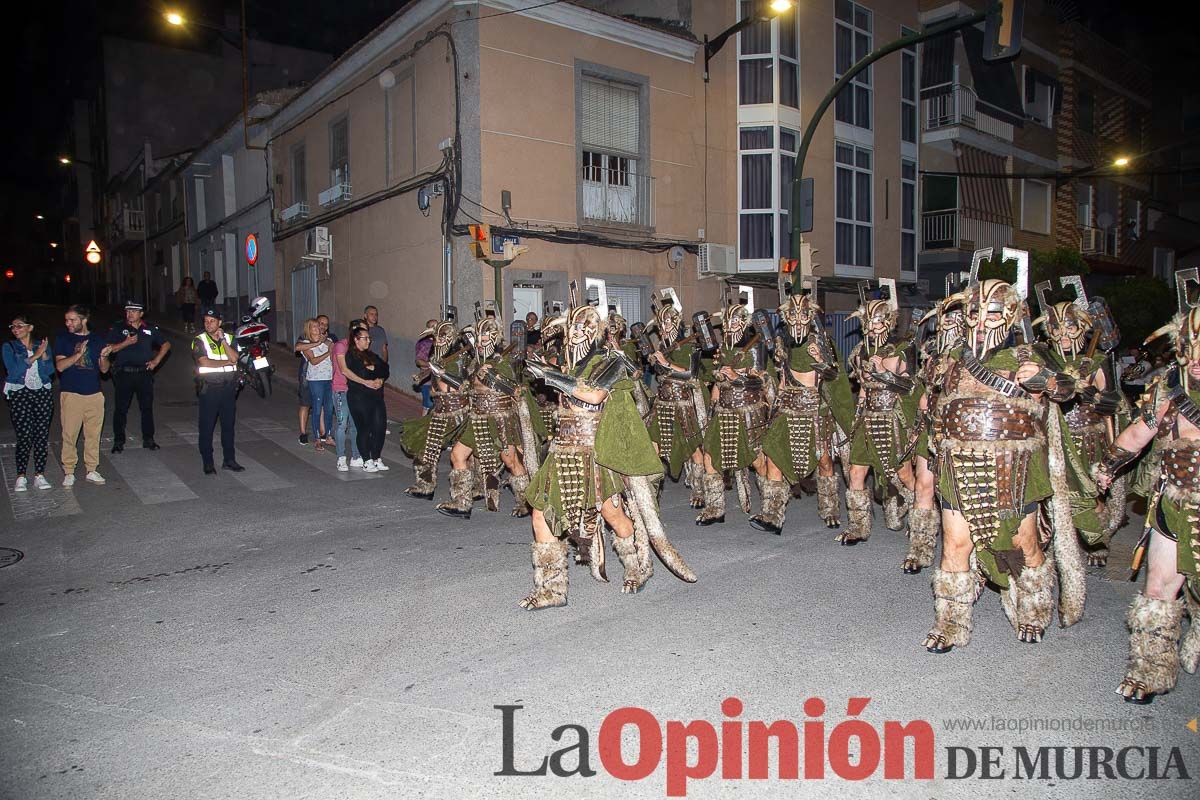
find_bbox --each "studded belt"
[718,384,762,409]
[555,410,600,449]
[657,380,691,402]
[432,392,468,414]
[863,387,899,412]
[1162,443,1200,493]
[942,397,1043,441]
[1065,403,1104,430]
[471,392,515,414]
[777,385,820,413]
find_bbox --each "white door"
[512,285,543,325]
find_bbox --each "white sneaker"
[374,459,389,471]
[85,471,107,484]
[362,460,378,473]
[349,457,364,468]
[336,457,348,472]
[14,476,27,492]
[33,475,52,490]
[62,474,76,487]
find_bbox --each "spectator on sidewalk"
[105,300,171,453]
[414,319,436,415]
[176,277,199,334]
[4,313,56,491]
[332,318,363,471]
[293,325,315,445]
[198,272,218,311]
[364,305,389,363]
[55,305,111,486]
[317,314,338,343]
[343,324,390,472]
[298,318,334,451]
[525,311,541,349]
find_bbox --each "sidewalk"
[159,323,424,423]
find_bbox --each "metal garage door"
[290,262,318,343]
[606,285,644,324]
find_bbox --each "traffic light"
[984,0,1024,62]
[467,224,490,259]
[779,258,798,274]
[4,269,14,280]
[64,274,72,284]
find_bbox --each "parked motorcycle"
[235,296,274,398]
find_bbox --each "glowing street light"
[165,11,185,26]
[58,156,72,165]
[35,214,44,220]
[769,0,795,12]
[1113,156,1131,167]
[49,242,59,249]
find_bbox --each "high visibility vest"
[195,331,237,374]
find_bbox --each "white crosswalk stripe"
[240,416,384,482]
[165,421,293,491]
[0,449,83,521]
[104,449,199,505]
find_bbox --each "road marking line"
[103,449,199,505]
[0,450,83,521]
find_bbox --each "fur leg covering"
[405,462,436,498]
[696,472,726,524]
[924,569,978,652]
[687,462,706,509]
[613,533,651,594]
[1181,590,1200,675]
[435,467,474,517]
[883,493,905,531]
[817,474,841,528]
[749,476,789,534]
[509,473,532,517]
[734,468,753,515]
[1004,558,1056,643]
[519,540,569,610]
[902,507,939,574]
[1118,593,1184,701]
[470,459,486,501]
[625,475,696,582]
[838,488,872,544]
[1046,410,1087,627]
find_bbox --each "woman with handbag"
[3,313,56,491]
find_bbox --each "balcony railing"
[922,209,1012,252]
[922,83,1014,142]
[581,171,654,229]
[110,208,145,244]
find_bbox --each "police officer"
[193,307,244,474]
[107,300,171,453]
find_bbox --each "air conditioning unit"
[281,202,309,223]
[304,226,332,260]
[318,182,352,207]
[697,243,737,278]
[1079,227,1101,254]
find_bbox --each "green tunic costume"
[848,339,917,486]
[700,346,770,472]
[760,339,850,483]
[647,340,705,479]
[456,355,545,475]
[399,351,470,463]
[526,356,662,538]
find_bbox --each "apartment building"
[268,0,920,378]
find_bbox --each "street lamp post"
[702,1,794,82]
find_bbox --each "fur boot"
[749,476,789,535]
[1118,593,1185,703]
[470,460,486,501]
[509,473,532,518]
[696,472,726,525]
[1002,558,1055,643]
[613,532,651,594]
[902,507,939,574]
[519,540,569,610]
[687,462,706,509]
[1181,590,1200,675]
[405,461,436,499]
[435,467,474,518]
[816,474,841,528]
[924,569,979,653]
[838,488,872,544]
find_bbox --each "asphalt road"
[0,315,1197,799]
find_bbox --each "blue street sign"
[491,234,520,255]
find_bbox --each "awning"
[920,33,955,99]
[957,144,1013,225]
[961,26,1025,127]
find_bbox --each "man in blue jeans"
[414,319,436,415]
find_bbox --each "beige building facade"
[268,0,921,377]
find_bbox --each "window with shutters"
[329,117,349,187]
[577,66,651,229]
[835,0,872,130]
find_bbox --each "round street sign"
[85,239,102,265]
[245,233,259,266]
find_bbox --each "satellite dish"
[378,69,397,89]
[668,246,685,265]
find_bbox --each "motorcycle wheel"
[248,365,266,398]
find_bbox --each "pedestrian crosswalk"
[0,415,399,522]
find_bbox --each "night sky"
[2,0,1194,281]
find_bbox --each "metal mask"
[427,320,459,361]
[779,294,820,340]
[656,305,683,348]
[723,304,751,349]
[1179,307,1200,369]
[473,318,502,361]
[1042,301,1093,359]
[566,305,603,369]
[965,279,1021,356]
[855,299,897,347]
[606,311,628,342]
